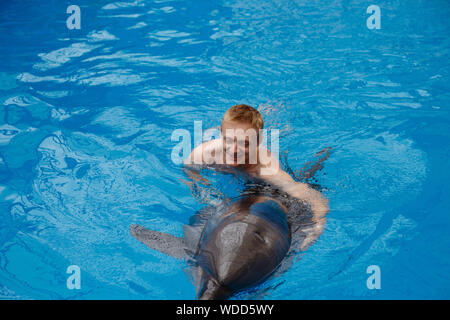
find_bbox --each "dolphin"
[130,194,296,300]
[130,148,331,300]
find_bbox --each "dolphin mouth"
[198,276,231,300]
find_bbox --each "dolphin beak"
[197,276,230,300]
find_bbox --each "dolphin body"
[130,194,299,300]
[130,148,331,299]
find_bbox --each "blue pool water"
[0,0,449,299]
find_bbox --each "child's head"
[220,104,264,166]
[221,104,264,132]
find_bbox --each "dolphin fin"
[183,205,216,252]
[130,224,187,259]
[183,224,202,253]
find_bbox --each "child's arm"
[258,152,329,220]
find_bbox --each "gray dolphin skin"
[130,195,292,300]
[130,148,331,299]
[192,195,291,299]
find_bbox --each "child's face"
[220,120,260,166]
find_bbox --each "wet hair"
[221,104,264,131]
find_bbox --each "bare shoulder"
[185,139,222,164]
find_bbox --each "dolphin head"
[194,195,291,299]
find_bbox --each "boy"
[183,104,329,221]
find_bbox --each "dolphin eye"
[253,231,266,243]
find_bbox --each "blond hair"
[221,104,264,131]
